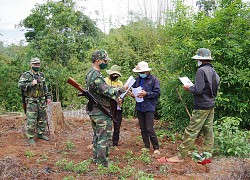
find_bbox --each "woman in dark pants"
[132,61,161,156]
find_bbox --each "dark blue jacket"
[133,74,160,112]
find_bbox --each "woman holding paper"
[132,61,161,157]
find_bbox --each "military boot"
[37,134,50,141]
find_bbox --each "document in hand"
[120,76,136,98]
[179,77,194,86]
[132,86,144,103]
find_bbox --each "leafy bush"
[56,158,91,173]
[214,117,250,157]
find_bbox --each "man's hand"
[118,97,123,106]
[183,85,190,91]
[137,90,147,98]
[32,79,37,85]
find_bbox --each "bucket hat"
[192,48,213,60]
[132,61,152,72]
[106,65,122,76]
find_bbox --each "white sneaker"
[152,150,161,158]
[153,150,160,155]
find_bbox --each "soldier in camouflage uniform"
[167,48,220,163]
[18,58,51,145]
[85,50,127,167]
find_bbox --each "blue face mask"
[139,73,147,78]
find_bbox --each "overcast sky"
[0,0,196,45]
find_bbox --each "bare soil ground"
[0,115,249,179]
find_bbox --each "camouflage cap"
[91,50,111,61]
[30,58,41,64]
[106,65,122,76]
[192,48,213,60]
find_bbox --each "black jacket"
[189,63,220,110]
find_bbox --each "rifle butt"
[67,77,84,92]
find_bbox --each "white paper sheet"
[120,76,136,98]
[179,77,194,86]
[132,86,144,103]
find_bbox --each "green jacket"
[18,70,51,100]
[85,67,125,115]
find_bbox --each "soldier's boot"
[28,138,36,146]
[37,134,50,141]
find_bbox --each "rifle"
[67,77,114,120]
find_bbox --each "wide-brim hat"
[132,61,152,72]
[191,48,213,60]
[106,65,122,76]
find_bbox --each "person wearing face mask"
[131,61,161,157]
[85,50,127,167]
[166,48,220,163]
[104,65,124,148]
[18,58,51,146]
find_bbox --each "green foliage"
[152,0,250,130]
[21,0,101,65]
[18,0,101,108]
[0,0,249,162]
[214,117,250,157]
[0,45,29,112]
[63,176,75,180]
[65,140,75,150]
[36,153,48,163]
[25,150,35,158]
[138,148,151,165]
[55,158,91,173]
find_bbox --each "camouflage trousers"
[90,113,112,165]
[178,108,215,157]
[26,98,47,139]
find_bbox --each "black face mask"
[110,75,119,81]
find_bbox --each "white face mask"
[197,60,202,67]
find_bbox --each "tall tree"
[20,0,101,65]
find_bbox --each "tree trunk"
[46,102,64,140]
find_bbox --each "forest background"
[0,0,250,157]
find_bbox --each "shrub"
[214,117,250,157]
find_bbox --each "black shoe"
[37,134,49,141]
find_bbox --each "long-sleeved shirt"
[189,63,220,110]
[85,67,125,115]
[133,73,160,112]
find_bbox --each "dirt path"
[0,115,249,179]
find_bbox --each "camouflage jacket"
[18,70,51,100]
[85,67,125,115]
